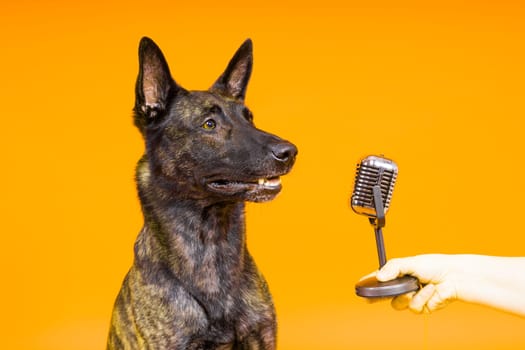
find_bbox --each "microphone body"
[351,155,419,298]
[351,155,398,221]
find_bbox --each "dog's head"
[133,37,297,203]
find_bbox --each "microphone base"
[355,275,420,298]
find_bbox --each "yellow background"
[1,0,524,349]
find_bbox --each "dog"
[106,37,297,350]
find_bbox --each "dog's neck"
[133,157,250,297]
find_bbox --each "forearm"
[455,255,525,317]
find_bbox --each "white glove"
[367,254,525,317]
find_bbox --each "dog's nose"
[271,142,298,164]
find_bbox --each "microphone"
[351,155,419,298]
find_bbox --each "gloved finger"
[391,291,416,310]
[426,285,453,312]
[377,258,416,282]
[409,284,436,314]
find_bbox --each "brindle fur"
[106,37,297,349]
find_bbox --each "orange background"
[1,0,525,349]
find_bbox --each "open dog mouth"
[207,176,282,193]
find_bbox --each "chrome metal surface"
[351,155,398,217]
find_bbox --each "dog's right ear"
[134,37,177,129]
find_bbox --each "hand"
[362,254,525,317]
[375,254,461,314]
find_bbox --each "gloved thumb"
[376,258,413,282]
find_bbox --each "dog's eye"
[202,119,217,130]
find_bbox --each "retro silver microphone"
[351,155,419,298]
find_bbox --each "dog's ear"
[210,39,253,102]
[135,37,177,125]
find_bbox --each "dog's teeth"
[256,177,281,188]
[267,178,281,186]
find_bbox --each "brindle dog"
[106,37,297,349]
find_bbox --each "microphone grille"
[351,155,398,217]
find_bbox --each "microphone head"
[351,155,398,218]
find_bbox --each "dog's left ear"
[210,39,253,102]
